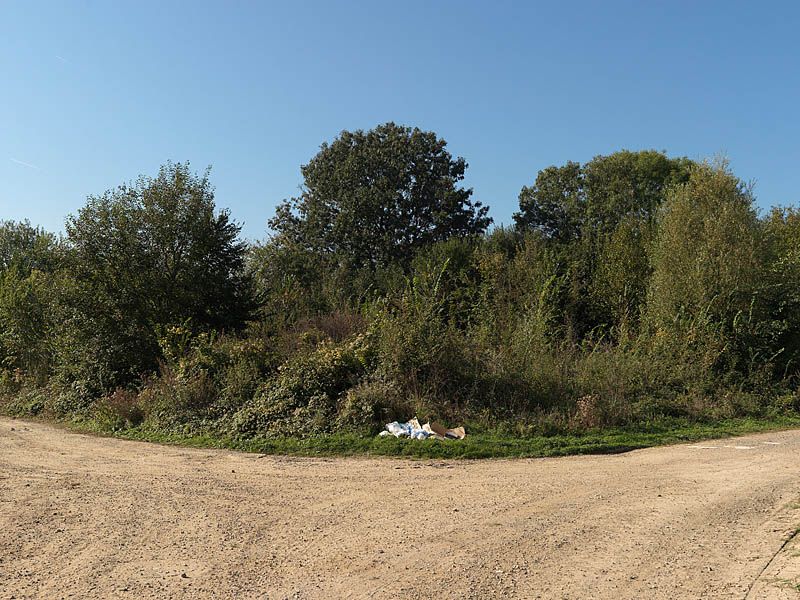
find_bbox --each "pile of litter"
[378,417,466,440]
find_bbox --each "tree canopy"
[66,162,249,332]
[52,162,250,393]
[514,150,694,241]
[1,138,798,444]
[269,122,491,271]
[0,220,62,275]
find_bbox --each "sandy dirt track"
[1,418,799,599]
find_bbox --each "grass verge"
[19,414,800,460]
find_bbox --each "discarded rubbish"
[378,418,466,440]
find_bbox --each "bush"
[94,389,144,431]
[0,269,54,382]
[230,336,371,437]
[647,160,765,337]
[0,385,47,417]
[2,152,798,442]
[336,376,408,432]
[138,370,217,432]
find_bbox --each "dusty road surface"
[1,419,799,600]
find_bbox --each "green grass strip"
[50,414,800,460]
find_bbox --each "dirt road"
[1,418,798,599]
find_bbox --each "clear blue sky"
[1,0,798,241]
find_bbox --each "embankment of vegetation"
[2,125,799,452]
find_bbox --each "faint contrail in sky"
[55,55,69,63]
[10,158,41,170]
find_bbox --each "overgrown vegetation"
[2,124,799,456]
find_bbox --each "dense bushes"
[231,335,371,436]
[1,140,798,441]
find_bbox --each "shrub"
[138,370,217,431]
[230,336,371,437]
[647,160,765,336]
[0,269,53,381]
[336,376,408,432]
[94,389,144,431]
[0,385,47,417]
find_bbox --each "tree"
[514,150,693,241]
[0,220,62,275]
[66,162,249,330]
[513,150,695,336]
[513,161,584,242]
[591,215,652,331]
[647,160,763,327]
[0,268,53,380]
[58,162,250,393]
[0,221,63,381]
[268,122,491,272]
[763,207,800,376]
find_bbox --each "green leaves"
[0,220,63,275]
[647,160,762,328]
[56,162,251,394]
[513,150,696,337]
[514,150,693,242]
[2,145,799,440]
[0,268,53,380]
[67,162,250,332]
[269,122,491,272]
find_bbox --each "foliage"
[54,162,251,394]
[230,335,372,437]
[66,161,250,331]
[513,150,695,337]
[0,141,798,451]
[590,215,652,331]
[0,219,63,274]
[268,122,491,272]
[138,370,218,432]
[762,207,800,378]
[48,270,159,397]
[94,389,144,432]
[647,159,763,328]
[514,150,693,240]
[0,269,53,380]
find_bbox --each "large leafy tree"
[512,161,584,243]
[646,160,769,376]
[512,150,695,335]
[0,221,63,380]
[269,122,491,271]
[57,162,250,393]
[514,150,694,241]
[0,220,62,274]
[647,160,763,327]
[66,162,249,331]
